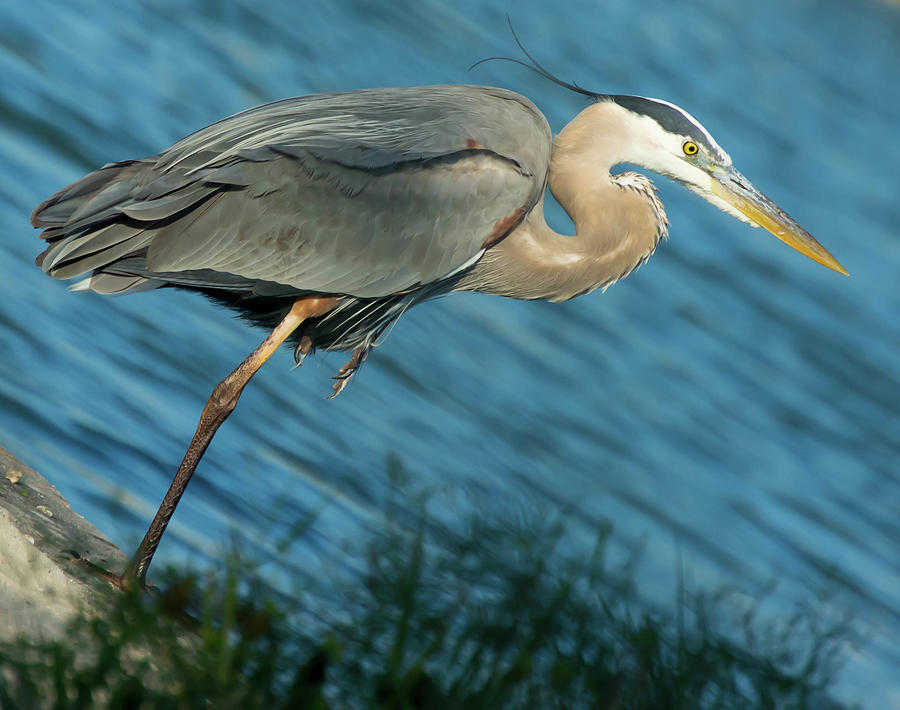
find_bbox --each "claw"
[326,345,369,399]
[293,335,313,367]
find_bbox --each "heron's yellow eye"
[683,141,699,156]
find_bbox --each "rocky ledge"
[0,446,126,642]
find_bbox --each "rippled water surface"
[1,0,899,705]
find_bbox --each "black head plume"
[469,16,605,101]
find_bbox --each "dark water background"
[1,0,898,705]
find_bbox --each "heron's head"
[599,95,847,275]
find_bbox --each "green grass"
[0,469,859,709]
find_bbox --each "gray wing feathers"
[41,224,148,278]
[160,86,550,174]
[119,184,220,220]
[147,152,531,297]
[32,160,143,227]
[33,85,552,298]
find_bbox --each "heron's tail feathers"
[32,158,223,294]
[31,160,150,230]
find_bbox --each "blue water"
[1,0,899,705]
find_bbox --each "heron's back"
[32,85,551,300]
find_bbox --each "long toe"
[69,551,153,593]
[327,345,369,399]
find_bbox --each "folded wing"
[33,85,552,298]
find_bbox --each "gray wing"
[34,85,552,298]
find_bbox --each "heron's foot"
[69,551,153,594]
[327,345,369,399]
[292,335,313,366]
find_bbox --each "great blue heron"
[31,73,845,589]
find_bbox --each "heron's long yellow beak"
[711,168,848,275]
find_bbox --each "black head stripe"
[611,95,718,155]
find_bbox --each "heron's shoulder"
[264,84,551,142]
[260,83,545,113]
[199,85,547,127]
[420,84,548,121]
[158,84,552,180]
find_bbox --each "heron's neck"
[466,103,667,302]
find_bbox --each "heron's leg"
[100,297,337,590]
[327,345,369,399]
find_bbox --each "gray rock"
[0,446,127,641]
